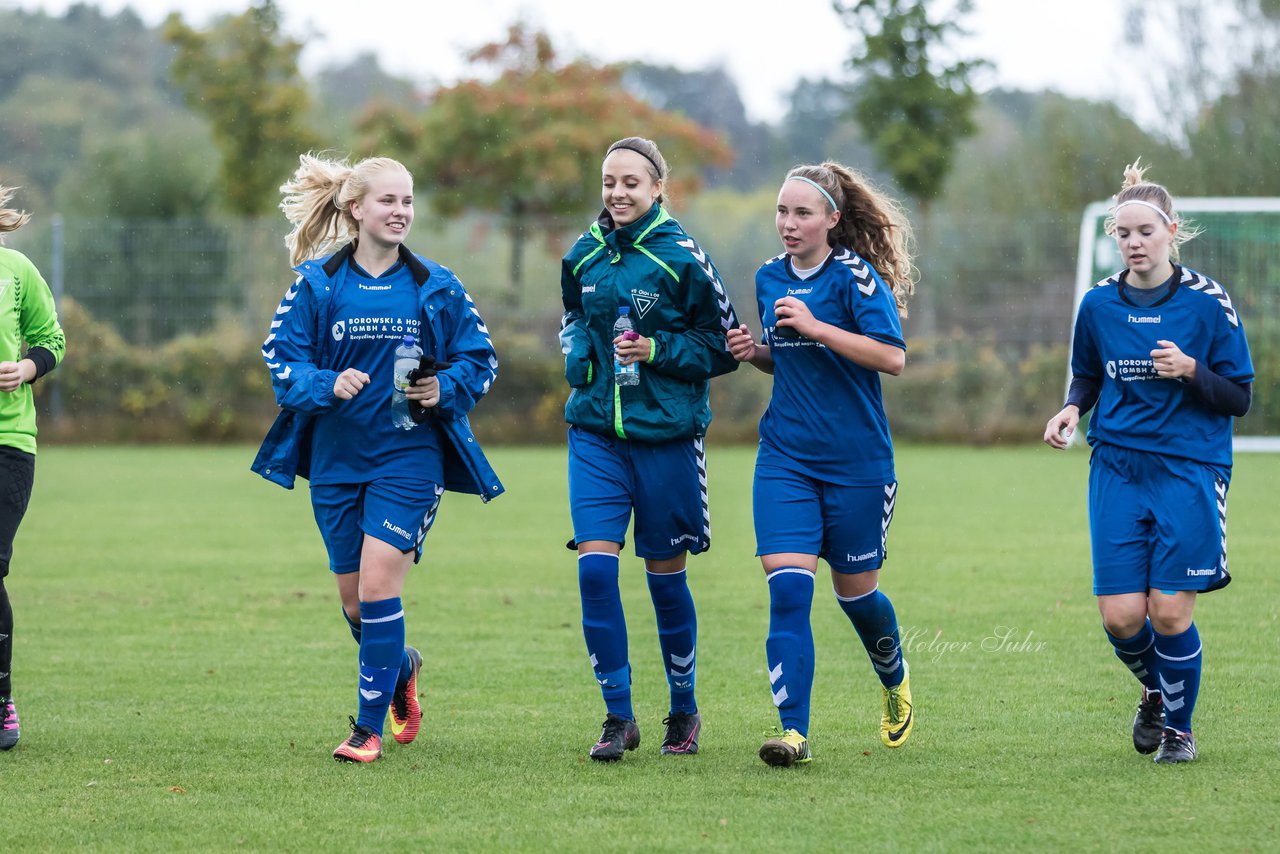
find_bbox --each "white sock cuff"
[767,567,815,583]
[834,585,879,603]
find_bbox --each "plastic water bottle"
[391,334,422,429]
[613,305,640,386]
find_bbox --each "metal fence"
[6,206,1271,442]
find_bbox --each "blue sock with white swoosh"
[765,568,815,737]
[836,587,905,688]
[1154,623,1202,734]
[356,597,404,736]
[646,569,698,715]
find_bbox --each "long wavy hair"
[784,162,917,315]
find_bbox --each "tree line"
[2,1,1278,445]
[5,1,1278,237]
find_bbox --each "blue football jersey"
[755,248,905,486]
[310,260,444,484]
[1072,265,1254,467]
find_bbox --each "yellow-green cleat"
[759,727,811,767]
[881,662,914,748]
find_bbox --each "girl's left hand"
[774,296,819,339]
[1151,339,1196,380]
[407,375,441,409]
[613,331,651,366]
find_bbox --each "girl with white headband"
[727,161,917,766]
[1043,159,1254,764]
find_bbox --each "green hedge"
[34,299,1075,446]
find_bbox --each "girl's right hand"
[1043,405,1080,450]
[727,324,757,362]
[333,368,370,400]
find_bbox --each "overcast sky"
[9,0,1131,122]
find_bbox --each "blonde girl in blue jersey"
[1044,160,1253,764]
[0,185,67,752]
[253,154,502,763]
[727,162,916,767]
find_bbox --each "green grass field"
[4,444,1278,852]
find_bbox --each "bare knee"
[1147,589,1196,635]
[1097,593,1148,638]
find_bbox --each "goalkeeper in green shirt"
[0,184,66,752]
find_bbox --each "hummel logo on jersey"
[1128,314,1161,324]
[581,284,596,293]
[787,287,813,296]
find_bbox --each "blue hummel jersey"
[310,260,443,484]
[755,248,905,486]
[1072,265,1254,467]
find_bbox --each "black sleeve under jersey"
[1064,375,1101,414]
[1187,360,1252,418]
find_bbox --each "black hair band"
[609,143,664,178]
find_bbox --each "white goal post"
[1071,198,1280,452]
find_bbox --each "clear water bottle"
[391,334,422,429]
[613,305,640,387]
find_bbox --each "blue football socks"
[355,597,405,736]
[342,607,361,643]
[835,585,905,689]
[646,569,698,715]
[765,568,815,736]
[579,552,633,720]
[1105,618,1161,693]
[344,605,413,692]
[1154,622,1202,734]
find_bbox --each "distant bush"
[35,299,1073,446]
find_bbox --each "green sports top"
[0,246,66,454]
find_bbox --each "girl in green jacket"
[560,137,739,761]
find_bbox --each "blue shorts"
[753,463,896,574]
[567,426,709,560]
[310,477,444,574]
[1088,443,1230,595]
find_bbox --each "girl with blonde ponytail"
[1044,158,1254,765]
[253,153,503,763]
[726,161,917,767]
[0,184,67,751]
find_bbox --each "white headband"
[786,176,838,212]
[1114,199,1173,224]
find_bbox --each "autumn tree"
[833,0,986,208]
[360,25,732,302]
[163,0,317,215]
